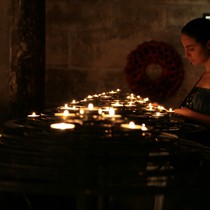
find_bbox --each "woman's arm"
[174,107,210,127]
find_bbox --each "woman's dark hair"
[181,18,210,45]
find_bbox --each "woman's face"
[181,34,210,66]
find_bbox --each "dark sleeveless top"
[181,86,210,115]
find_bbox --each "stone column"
[9,0,45,118]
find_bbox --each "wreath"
[124,40,184,102]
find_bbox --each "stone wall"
[45,0,209,108]
[0,0,209,123]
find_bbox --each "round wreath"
[124,40,184,102]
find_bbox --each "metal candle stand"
[0,89,209,210]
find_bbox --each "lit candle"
[109,90,116,94]
[111,101,123,107]
[101,108,121,119]
[87,95,93,99]
[50,123,75,130]
[98,108,103,115]
[79,108,85,115]
[138,100,146,104]
[141,123,148,131]
[27,112,40,118]
[121,121,142,129]
[60,104,79,111]
[157,105,165,112]
[54,110,75,117]
[79,104,99,115]
[88,103,94,110]
[109,107,115,116]
[167,108,174,113]
[152,112,165,118]
[145,103,154,111]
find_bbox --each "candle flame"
[168,108,173,112]
[158,105,165,111]
[88,103,94,110]
[141,123,148,131]
[129,121,135,128]
[50,123,75,130]
[32,112,36,116]
[64,104,69,108]
[63,110,69,116]
[80,108,84,115]
[109,108,115,116]
[98,108,103,114]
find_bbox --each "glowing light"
[141,123,148,131]
[168,108,174,113]
[88,103,94,110]
[50,123,75,130]
[27,112,40,118]
[121,121,142,129]
[109,108,115,116]
[158,105,165,111]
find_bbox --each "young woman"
[174,18,210,127]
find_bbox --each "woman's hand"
[174,107,192,116]
[174,107,210,127]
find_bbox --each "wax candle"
[111,101,123,107]
[145,103,154,111]
[157,105,166,112]
[101,108,121,119]
[50,123,75,130]
[27,112,40,118]
[167,108,174,113]
[152,112,165,118]
[141,123,148,131]
[54,110,75,117]
[121,121,142,129]
[60,104,79,111]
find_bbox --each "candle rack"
[0,89,209,210]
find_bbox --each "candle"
[88,103,94,110]
[60,104,79,111]
[54,110,75,117]
[126,93,135,100]
[109,90,117,94]
[109,108,115,116]
[121,121,142,129]
[137,100,146,104]
[167,108,174,113]
[125,101,135,107]
[50,123,75,130]
[157,105,166,112]
[101,108,121,119]
[79,104,99,116]
[141,123,148,131]
[79,108,85,115]
[144,97,149,102]
[87,95,93,99]
[152,112,165,118]
[111,101,123,107]
[145,103,154,111]
[27,112,40,118]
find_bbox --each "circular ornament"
[124,40,184,101]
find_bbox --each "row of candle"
[27,89,175,131]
